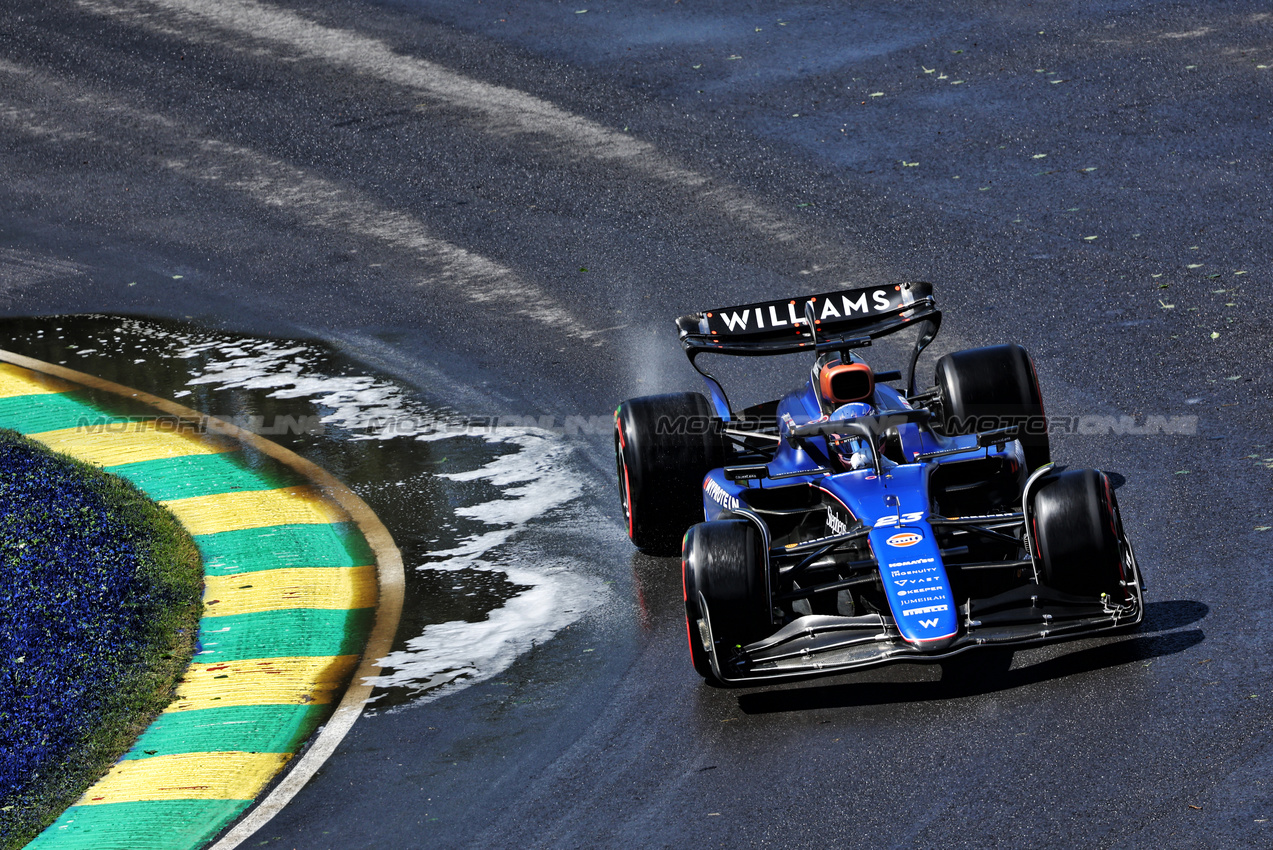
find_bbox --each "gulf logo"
[886,531,923,548]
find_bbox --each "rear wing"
[676,281,937,355]
[676,282,941,416]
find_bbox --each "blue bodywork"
[664,282,1144,685]
[700,377,1024,648]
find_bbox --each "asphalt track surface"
[1,1,1272,847]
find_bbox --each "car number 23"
[874,512,925,527]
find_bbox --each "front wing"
[697,539,1146,686]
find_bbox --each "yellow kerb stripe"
[167,655,360,712]
[162,486,349,536]
[202,565,377,617]
[29,420,234,467]
[78,752,292,805]
[0,363,78,398]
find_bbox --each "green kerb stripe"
[106,452,304,501]
[25,799,251,850]
[197,607,375,661]
[124,704,327,760]
[0,391,117,434]
[7,365,386,850]
[194,522,375,575]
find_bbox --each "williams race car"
[614,282,1144,685]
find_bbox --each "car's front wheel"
[1031,468,1126,598]
[682,519,770,683]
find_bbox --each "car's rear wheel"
[934,343,1051,472]
[1031,468,1125,598]
[615,392,724,554]
[682,520,770,682]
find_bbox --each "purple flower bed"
[0,431,193,829]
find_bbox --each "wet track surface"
[2,1,1272,847]
[0,315,611,712]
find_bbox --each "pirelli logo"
[902,604,949,616]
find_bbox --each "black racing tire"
[682,520,770,682]
[934,343,1051,472]
[615,392,725,554]
[681,525,716,682]
[1031,468,1125,598]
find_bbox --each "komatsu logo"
[703,478,739,512]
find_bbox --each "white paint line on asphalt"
[167,139,597,340]
[0,62,599,343]
[0,247,89,294]
[75,0,807,245]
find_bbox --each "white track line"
[76,0,808,245]
[0,60,598,342]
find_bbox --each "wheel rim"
[616,440,634,538]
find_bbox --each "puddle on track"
[0,314,609,710]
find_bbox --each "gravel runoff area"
[0,429,202,850]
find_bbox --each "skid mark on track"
[0,60,599,343]
[0,247,89,295]
[75,0,810,246]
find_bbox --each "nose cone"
[907,633,958,653]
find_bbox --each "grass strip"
[0,429,203,850]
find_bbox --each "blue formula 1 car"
[614,282,1144,685]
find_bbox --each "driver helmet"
[827,402,874,469]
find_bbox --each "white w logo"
[918,618,940,628]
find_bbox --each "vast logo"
[886,531,922,548]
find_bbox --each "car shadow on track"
[736,599,1207,714]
